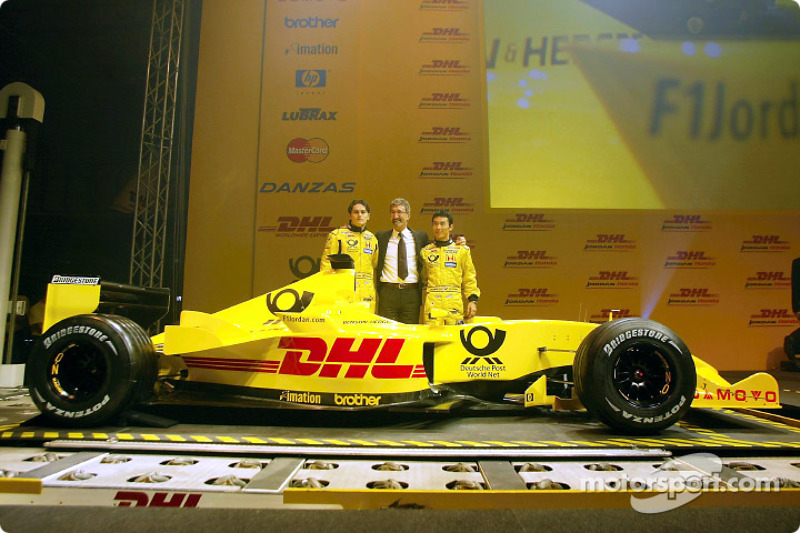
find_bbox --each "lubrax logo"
[667,288,720,306]
[589,308,633,323]
[501,213,556,231]
[420,0,469,11]
[285,42,339,56]
[419,92,470,109]
[276,337,427,379]
[282,108,337,121]
[503,250,557,269]
[295,69,326,88]
[287,138,329,162]
[420,27,470,43]
[664,250,716,269]
[419,161,473,179]
[259,216,335,237]
[420,197,474,214]
[419,126,471,143]
[419,59,471,76]
[505,288,559,306]
[740,235,791,252]
[586,271,639,289]
[259,181,353,193]
[285,16,339,29]
[661,214,712,232]
[584,234,636,251]
[744,271,791,289]
[748,308,796,327]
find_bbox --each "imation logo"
[502,213,556,231]
[419,27,470,43]
[420,197,474,214]
[740,235,791,252]
[419,92,470,109]
[419,126,471,143]
[420,0,469,11]
[744,271,792,289]
[664,250,716,269]
[503,250,558,269]
[661,214,712,232]
[589,308,633,323]
[419,161,473,179]
[586,271,639,289]
[748,308,797,327]
[584,234,637,252]
[504,288,559,306]
[287,138,329,162]
[281,107,337,121]
[260,181,354,193]
[259,216,335,237]
[285,42,339,56]
[419,59,471,76]
[667,288,720,306]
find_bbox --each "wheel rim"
[46,342,108,402]
[611,343,674,409]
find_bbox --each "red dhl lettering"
[511,250,548,260]
[432,27,462,35]
[594,234,626,243]
[277,216,335,233]
[431,93,462,101]
[511,288,549,297]
[750,235,782,244]
[714,389,778,403]
[672,215,703,224]
[434,197,465,206]
[755,309,794,319]
[431,59,462,68]
[678,288,713,297]
[676,251,708,260]
[115,491,201,508]
[755,272,788,281]
[277,337,413,379]
[598,271,632,280]
[432,161,464,170]
[514,213,546,223]
[431,127,462,135]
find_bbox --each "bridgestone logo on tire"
[43,326,108,349]
[603,329,672,355]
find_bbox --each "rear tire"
[573,318,696,434]
[28,314,157,427]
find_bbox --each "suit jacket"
[375,228,429,295]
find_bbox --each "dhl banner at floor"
[184,0,800,371]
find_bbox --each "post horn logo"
[460,326,506,364]
[289,256,321,279]
[266,288,314,313]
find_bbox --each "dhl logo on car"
[183,337,427,380]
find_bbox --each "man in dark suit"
[375,198,429,324]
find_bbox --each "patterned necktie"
[397,231,408,281]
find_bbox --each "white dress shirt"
[381,229,419,283]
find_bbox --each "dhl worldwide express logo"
[419,59,471,76]
[114,491,201,508]
[748,308,797,327]
[419,161,473,179]
[259,181,354,193]
[504,288,559,306]
[259,216,335,237]
[744,271,791,289]
[184,337,427,380]
[281,107,337,121]
[661,214,712,232]
[420,0,469,11]
[589,308,633,323]
[503,250,557,269]
[667,288,720,306]
[418,92,470,110]
[419,126,471,143]
[420,197,474,214]
[740,235,791,252]
[586,271,639,289]
[584,234,636,252]
[664,250,716,269]
[419,27,470,43]
[287,138,329,162]
[501,213,556,231]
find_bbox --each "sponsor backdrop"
[185,0,800,371]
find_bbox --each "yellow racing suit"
[321,225,379,310]
[420,240,480,325]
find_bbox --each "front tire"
[28,314,157,427]
[573,318,696,434]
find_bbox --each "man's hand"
[455,234,467,246]
[465,301,477,320]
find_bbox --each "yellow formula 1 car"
[27,258,781,434]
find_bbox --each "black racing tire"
[573,318,696,435]
[27,314,157,427]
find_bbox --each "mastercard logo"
[286,138,329,163]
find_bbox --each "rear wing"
[43,275,170,332]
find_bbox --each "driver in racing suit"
[420,210,480,325]
[320,199,379,311]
